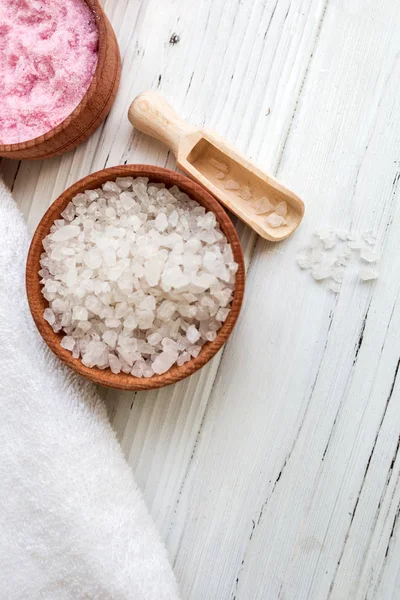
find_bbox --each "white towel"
[0,179,179,600]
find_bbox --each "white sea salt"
[40,178,237,377]
[360,248,380,263]
[296,227,381,292]
[359,267,379,281]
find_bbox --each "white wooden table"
[2,0,400,597]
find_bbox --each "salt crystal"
[214,172,225,180]
[216,308,230,322]
[311,263,332,281]
[253,197,274,215]
[224,179,240,191]
[61,336,76,351]
[186,325,201,344]
[148,332,162,346]
[155,212,168,232]
[51,225,80,242]
[188,345,201,358]
[177,352,191,366]
[360,248,380,263]
[239,186,252,201]
[209,158,229,173]
[360,267,379,281]
[266,213,284,228]
[72,306,88,321]
[152,350,179,374]
[61,203,76,222]
[120,192,135,210]
[145,258,162,286]
[103,181,121,194]
[44,308,56,326]
[348,240,365,250]
[362,231,377,245]
[275,201,287,217]
[296,254,311,270]
[124,315,137,331]
[116,177,133,190]
[109,355,122,374]
[328,280,341,293]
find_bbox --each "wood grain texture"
[0,0,121,161]
[129,91,305,241]
[26,165,245,390]
[2,0,400,598]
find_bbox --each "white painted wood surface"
[2,0,400,597]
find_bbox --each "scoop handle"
[128,91,197,156]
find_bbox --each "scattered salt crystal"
[296,254,311,270]
[214,172,226,180]
[360,248,380,263]
[275,201,287,217]
[359,267,379,281]
[311,263,332,281]
[297,228,382,290]
[348,239,365,250]
[224,179,240,191]
[266,213,284,228]
[209,158,229,174]
[362,231,377,245]
[328,280,341,293]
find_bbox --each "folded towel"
[0,179,179,600]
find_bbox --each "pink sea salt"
[0,0,99,145]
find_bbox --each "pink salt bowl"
[0,0,121,161]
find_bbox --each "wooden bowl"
[0,0,121,161]
[26,165,246,390]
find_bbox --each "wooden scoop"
[128,91,304,241]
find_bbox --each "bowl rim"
[0,0,107,153]
[26,165,246,391]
